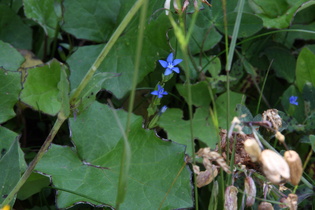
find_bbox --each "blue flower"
[159,53,183,76]
[160,105,168,114]
[289,96,298,105]
[151,85,168,98]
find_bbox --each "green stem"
[127,0,147,132]
[69,0,146,106]
[1,114,66,207]
[115,0,148,209]
[168,3,200,208]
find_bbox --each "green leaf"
[0,41,25,71]
[176,81,212,107]
[23,0,60,37]
[0,126,26,171]
[159,107,218,156]
[0,0,23,13]
[20,59,68,116]
[17,172,50,200]
[0,69,21,123]
[235,104,261,134]
[0,5,32,49]
[0,139,21,205]
[75,72,118,113]
[249,0,309,28]
[215,13,263,38]
[303,82,315,115]
[188,9,222,54]
[58,65,70,118]
[264,46,296,83]
[158,91,244,155]
[309,135,315,152]
[296,47,315,92]
[207,56,222,77]
[216,91,245,129]
[67,14,170,99]
[62,0,121,42]
[35,102,193,209]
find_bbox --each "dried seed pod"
[284,150,303,185]
[224,186,238,210]
[244,138,261,162]
[196,165,218,188]
[287,193,298,210]
[275,131,285,143]
[193,159,218,188]
[259,149,290,184]
[193,165,200,175]
[262,109,282,131]
[244,176,256,206]
[196,148,231,174]
[280,193,298,210]
[258,201,274,210]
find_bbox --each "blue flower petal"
[164,68,173,76]
[173,59,183,66]
[172,67,180,73]
[159,60,168,68]
[289,96,299,105]
[166,53,173,63]
[151,90,158,95]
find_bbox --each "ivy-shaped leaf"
[35,102,193,209]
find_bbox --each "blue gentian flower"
[151,85,168,98]
[159,53,183,76]
[289,96,298,105]
[160,105,168,114]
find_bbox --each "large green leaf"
[17,172,50,200]
[20,59,68,116]
[158,92,244,155]
[188,9,222,54]
[0,140,21,205]
[0,0,23,13]
[159,107,218,156]
[23,0,61,37]
[0,69,21,123]
[62,0,122,42]
[0,126,26,171]
[249,0,309,28]
[216,91,245,129]
[0,5,32,49]
[215,12,263,38]
[176,81,212,107]
[35,102,193,209]
[67,14,170,99]
[264,46,296,83]
[0,41,25,71]
[296,47,315,92]
[75,72,118,114]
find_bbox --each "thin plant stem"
[219,0,230,202]
[69,0,146,106]
[107,99,131,210]
[255,60,273,115]
[1,115,66,206]
[115,0,148,208]
[168,3,200,208]
[126,0,147,133]
[223,0,245,186]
